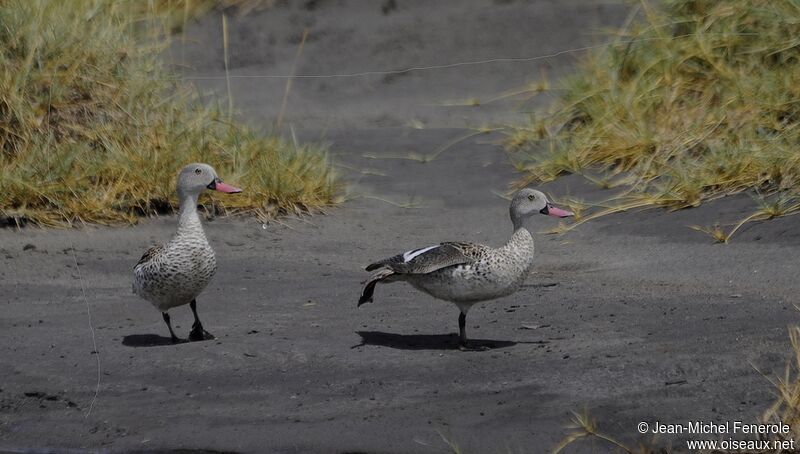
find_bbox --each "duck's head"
[177,163,242,198]
[509,188,573,229]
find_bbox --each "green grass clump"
[0,0,337,227]
[507,0,800,230]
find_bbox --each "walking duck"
[359,189,573,349]
[133,163,242,342]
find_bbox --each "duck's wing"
[359,242,490,306]
[365,241,488,275]
[134,244,165,269]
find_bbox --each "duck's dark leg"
[162,312,179,343]
[458,312,468,348]
[189,299,214,341]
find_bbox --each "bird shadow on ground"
[122,334,187,347]
[352,330,516,350]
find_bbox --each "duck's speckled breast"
[133,237,217,311]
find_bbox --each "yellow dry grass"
[506,0,800,241]
[0,0,338,227]
[762,326,800,450]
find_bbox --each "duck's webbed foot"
[189,322,215,341]
[162,312,181,343]
[456,311,489,351]
[188,299,215,341]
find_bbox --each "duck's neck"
[176,192,205,237]
[507,226,533,248]
[504,226,535,265]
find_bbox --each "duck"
[358,188,573,349]
[133,163,242,343]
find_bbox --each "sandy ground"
[3,1,800,453]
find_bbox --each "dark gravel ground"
[3,1,800,453]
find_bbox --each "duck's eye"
[528,194,535,201]
[194,168,202,174]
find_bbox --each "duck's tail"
[358,268,395,307]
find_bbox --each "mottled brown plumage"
[132,163,241,343]
[359,189,573,349]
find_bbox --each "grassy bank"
[506,0,800,240]
[0,0,337,227]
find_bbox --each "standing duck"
[359,189,573,349]
[133,163,242,343]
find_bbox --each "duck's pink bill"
[547,205,574,218]
[215,182,242,193]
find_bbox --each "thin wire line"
[70,241,101,418]
[174,33,758,81]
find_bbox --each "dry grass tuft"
[553,408,666,454]
[0,0,338,227]
[506,0,800,235]
[762,326,800,448]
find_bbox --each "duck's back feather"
[366,242,488,275]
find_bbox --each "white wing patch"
[402,245,438,262]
